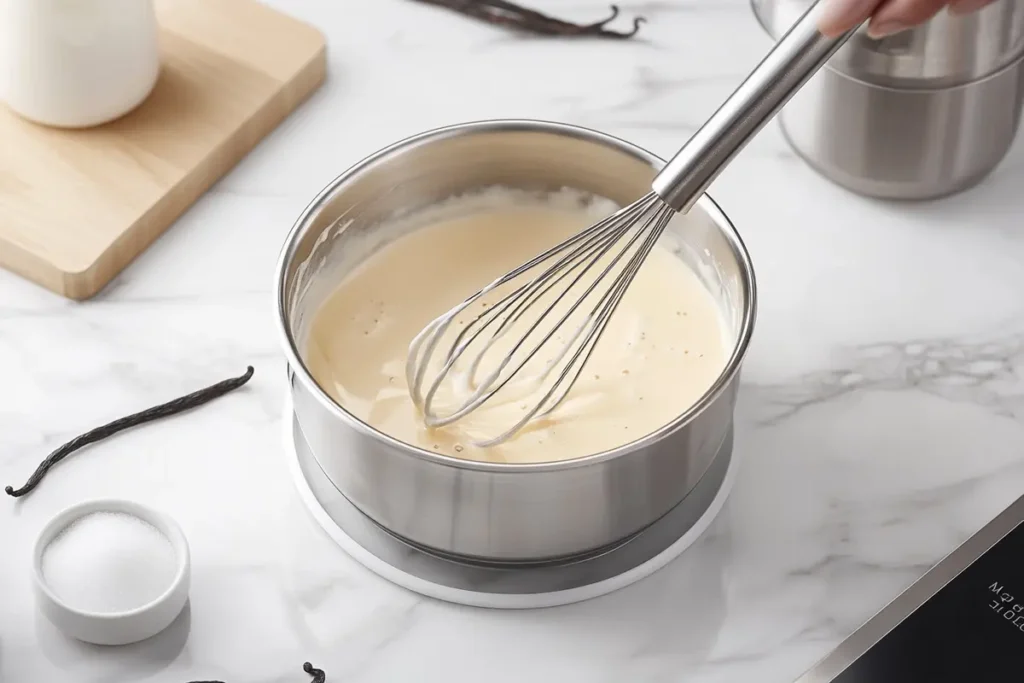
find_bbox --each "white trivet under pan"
[284,405,738,609]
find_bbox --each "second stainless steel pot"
[754,0,1024,199]
[779,61,1024,199]
[276,120,756,564]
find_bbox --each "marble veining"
[753,331,1024,425]
[2,0,1024,681]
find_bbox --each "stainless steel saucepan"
[275,120,756,564]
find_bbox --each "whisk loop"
[406,1,858,446]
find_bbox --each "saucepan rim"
[274,118,757,473]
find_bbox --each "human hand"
[818,0,994,39]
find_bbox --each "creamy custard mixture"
[306,190,731,464]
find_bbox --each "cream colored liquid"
[306,193,730,464]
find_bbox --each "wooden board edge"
[0,238,69,298]
[60,37,328,301]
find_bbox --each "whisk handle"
[651,1,859,213]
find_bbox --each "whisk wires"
[405,193,675,447]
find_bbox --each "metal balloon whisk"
[406,2,857,447]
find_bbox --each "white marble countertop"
[4,0,1024,680]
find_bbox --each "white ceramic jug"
[0,0,160,128]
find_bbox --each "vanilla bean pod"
[187,661,325,683]
[303,663,326,683]
[410,0,645,38]
[5,366,255,499]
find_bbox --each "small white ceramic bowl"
[33,499,191,646]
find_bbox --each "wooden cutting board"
[0,0,326,300]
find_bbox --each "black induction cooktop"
[796,493,1024,682]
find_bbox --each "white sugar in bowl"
[0,0,161,128]
[33,499,190,646]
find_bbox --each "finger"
[867,0,948,37]
[948,0,995,15]
[817,0,886,36]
